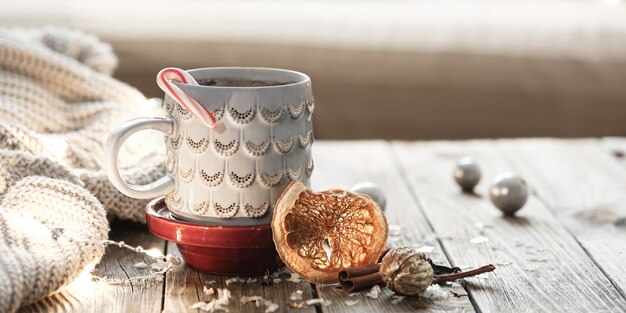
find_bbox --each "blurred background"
[2,0,625,140]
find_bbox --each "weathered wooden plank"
[393,140,626,312]
[495,138,626,298]
[162,241,316,313]
[311,141,474,312]
[20,220,167,313]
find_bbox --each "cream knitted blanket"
[0,27,165,312]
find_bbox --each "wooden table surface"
[21,138,626,313]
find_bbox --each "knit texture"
[0,27,165,312]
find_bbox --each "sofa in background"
[2,0,626,139]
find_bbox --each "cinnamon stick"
[338,263,381,281]
[338,272,384,292]
[433,264,496,282]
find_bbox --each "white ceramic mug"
[105,68,314,226]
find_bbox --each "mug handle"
[104,117,176,199]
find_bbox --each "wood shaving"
[245,278,258,284]
[364,285,381,299]
[421,285,449,300]
[225,277,239,285]
[288,302,304,309]
[264,300,279,313]
[287,273,301,283]
[289,290,303,301]
[189,301,212,311]
[205,280,216,285]
[239,295,263,306]
[391,295,405,304]
[470,236,489,244]
[416,246,434,253]
[348,292,360,297]
[190,288,231,312]
[344,299,360,306]
[305,298,331,306]
[133,262,148,269]
[216,289,231,303]
[203,286,214,295]
[216,289,231,302]
[272,278,282,284]
[527,257,548,262]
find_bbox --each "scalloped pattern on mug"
[178,166,195,183]
[259,106,284,123]
[228,171,255,188]
[244,139,270,157]
[306,99,315,114]
[168,194,184,210]
[199,169,223,187]
[176,103,193,120]
[299,131,313,148]
[287,165,303,181]
[213,202,239,218]
[170,134,183,149]
[228,107,255,124]
[243,202,269,217]
[274,138,294,154]
[213,139,239,156]
[186,137,209,154]
[190,201,210,215]
[259,171,284,187]
[159,74,314,220]
[288,101,305,119]
[211,108,224,121]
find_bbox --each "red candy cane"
[157,67,216,128]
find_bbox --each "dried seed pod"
[379,247,433,296]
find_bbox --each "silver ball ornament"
[489,172,528,215]
[454,156,481,192]
[351,182,386,211]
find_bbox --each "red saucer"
[145,197,281,275]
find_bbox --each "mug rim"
[174,67,311,90]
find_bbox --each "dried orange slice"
[272,180,388,284]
